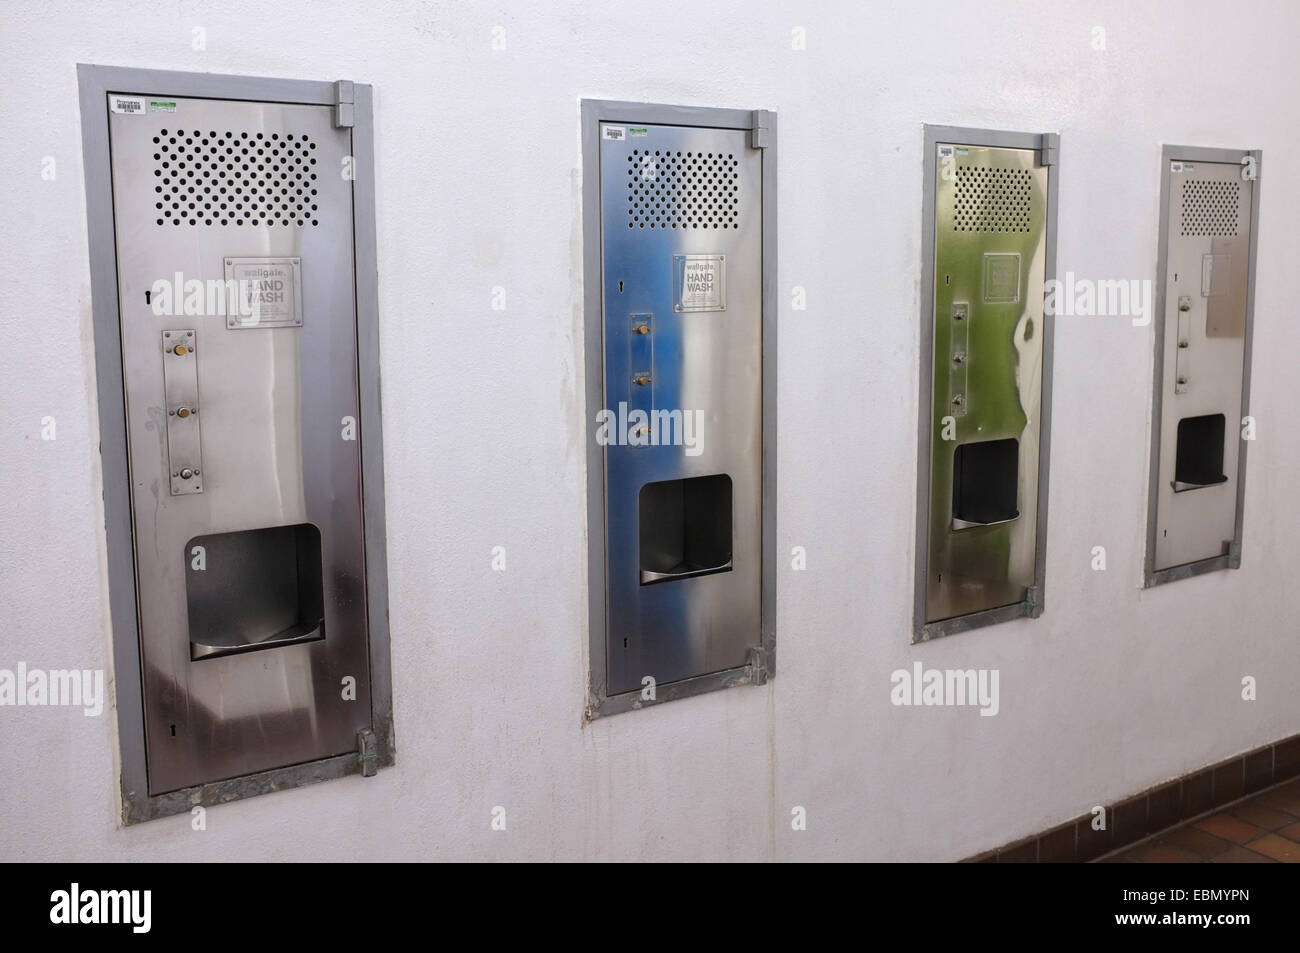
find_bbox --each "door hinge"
[356,728,378,777]
[750,109,774,149]
[1039,133,1059,167]
[746,645,771,685]
[334,80,356,129]
[1025,585,1044,617]
[1227,538,1243,568]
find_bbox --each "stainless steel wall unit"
[582,101,776,718]
[78,66,393,823]
[1145,146,1261,588]
[914,126,1059,642]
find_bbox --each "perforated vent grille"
[627,150,739,229]
[151,128,321,227]
[1180,179,1240,236]
[953,166,1033,233]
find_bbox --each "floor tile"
[1193,813,1267,844]
[1242,833,1300,863]
[1127,842,1201,863]
[1078,779,1300,864]
[1230,802,1298,831]
[1278,821,1300,842]
[1211,845,1277,863]
[1157,825,1234,859]
[1255,779,1300,816]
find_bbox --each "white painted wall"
[1,0,1297,862]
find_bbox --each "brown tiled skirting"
[965,733,1300,862]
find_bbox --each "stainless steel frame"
[582,100,777,719]
[1144,145,1261,588]
[78,65,393,823]
[914,125,1059,643]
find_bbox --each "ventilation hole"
[626,150,741,229]
[951,166,1034,233]
[1179,179,1240,237]
[153,131,319,226]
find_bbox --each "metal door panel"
[107,95,369,793]
[1154,160,1252,570]
[926,144,1049,623]
[599,123,762,695]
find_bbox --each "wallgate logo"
[595,403,705,456]
[1044,271,1153,327]
[50,884,151,933]
[0,664,103,716]
[890,663,1000,716]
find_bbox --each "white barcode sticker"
[1170,161,1184,173]
[110,95,146,115]
[602,125,626,141]
[937,145,954,158]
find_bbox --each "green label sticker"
[629,127,649,137]
[149,100,178,113]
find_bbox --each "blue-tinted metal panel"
[599,122,762,695]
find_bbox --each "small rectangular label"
[1201,253,1228,298]
[110,95,146,115]
[629,127,649,137]
[602,125,626,141]
[149,100,178,113]
[223,257,303,329]
[982,253,1021,304]
[1205,237,1248,338]
[937,145,954,158]
[674,255,726,313]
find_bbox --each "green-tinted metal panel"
[926,143,1049,623]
